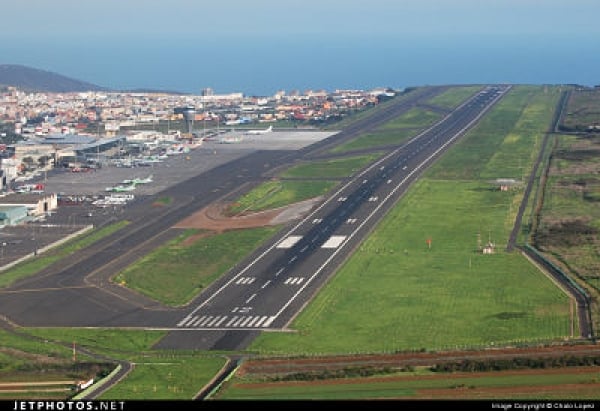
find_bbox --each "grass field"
[427,85,482,109]
[18,327,227,400]
[281,153,383,179]
[98,354,227,400]
[330,86,482,154]
[227,180,337,215]
[113,226,280,306]
[247,85,573,356]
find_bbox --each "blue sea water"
[2,34,599,95]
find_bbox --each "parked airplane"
[218,135,243,144]
[245,125,273,135]
[105,183,137,192]
[121,175,153,185]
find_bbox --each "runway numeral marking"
[277,235,302,249]
[231,306,252,313]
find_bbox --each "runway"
[0,85,505,350]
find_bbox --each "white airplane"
[121,174,152,185]
[245,125,273,135]
[132,174,153,184]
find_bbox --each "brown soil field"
[233,349,600,400]
[239,344,600,376]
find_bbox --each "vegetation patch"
[226,180,336,215]
[281,153,382,179]
[113,226,280,306]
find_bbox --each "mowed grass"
[114,227,280,306]
[98,355,227,400]
[281,153,383,179]
[249,85,573,356]
[216,367,600,400]
[250,180,572,355]
[376,107,441,131]
[17,328,227,400]
[427,85,483,109]
[330,86,483,154]
[24,328,167,358]
[228,180,337,215]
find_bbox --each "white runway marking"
[346,218,357,224]
[262,316,276,328]
[235,277,256,285]
[322,235,347,249]
[312,218,322,224]
[226,316,239,327]
[284,277,304,285]
[245,293,257,304]
[276,235,303,249]
[177,315,193,327]
[261,280,271,289]
[254,316,269,327]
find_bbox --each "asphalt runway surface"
[0,85,481,350]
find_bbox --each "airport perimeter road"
[169,86,510,349]
[0,86,448,331]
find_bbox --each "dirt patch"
[174,197,322,233]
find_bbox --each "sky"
[2,0,600,94]
[3,0,599,40]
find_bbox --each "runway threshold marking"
[276,235,302,249]
[321,235,347,249]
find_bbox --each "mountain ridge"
[0,64,189,94]
[0,64,108,93]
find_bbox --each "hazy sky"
[3,0,600,40]
[3,0,600,94]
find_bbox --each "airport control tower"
[182,107,196,134]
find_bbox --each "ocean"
[2,33,599,95]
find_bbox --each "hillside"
[0,64,107,93]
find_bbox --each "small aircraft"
[245,125,273,135]
[122,175,153,185]
[105,183,137,192]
